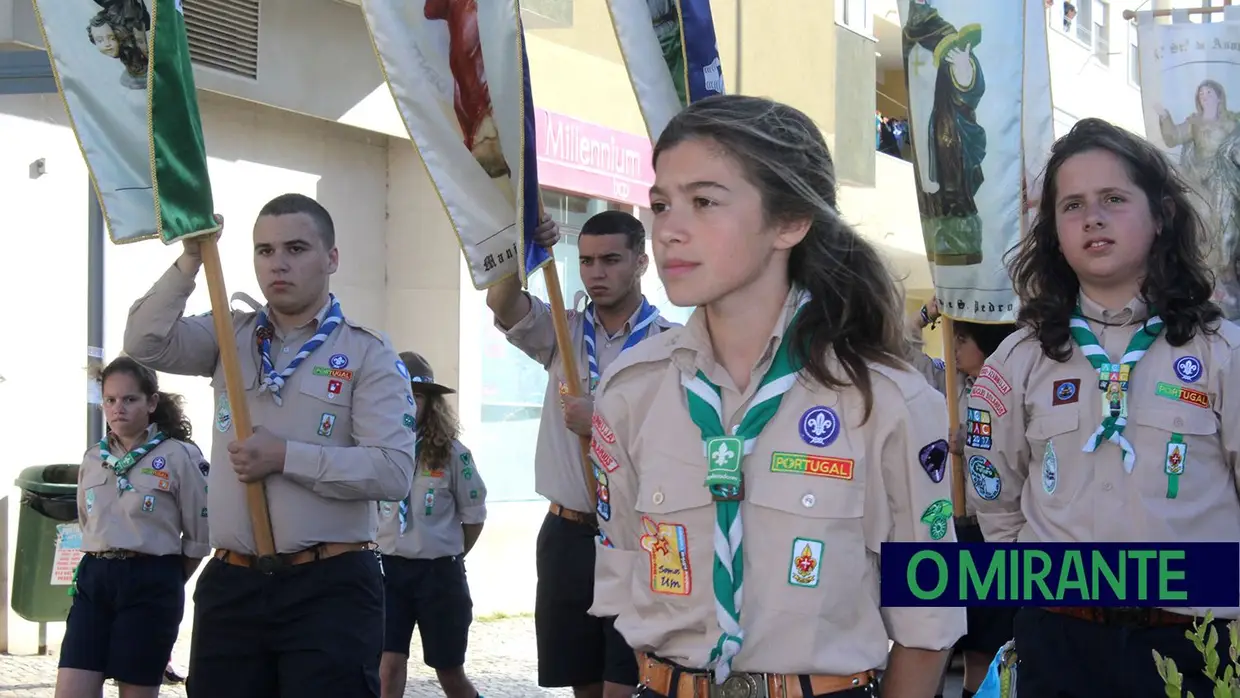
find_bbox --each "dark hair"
[1006,117,1220,361]
[416,392,460,472]
[87,12,148,79]
[258,193,336,249]
[580,210,646,251]
[98,357,193,443]
[955,321,1019,358]
[653,95,906,421]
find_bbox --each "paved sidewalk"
[0,615,570,698]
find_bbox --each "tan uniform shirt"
[123,264,417,554]
[965,294,1240,619]
[590,291,966,675]
[377,439,487,558]
[908,338,977,516]
[497,294,677,512]
[78,433,211,558]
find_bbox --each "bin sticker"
[51,523,84,586]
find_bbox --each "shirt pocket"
[631,458,713,608]
[744,467,867,617]
[413,473,451,519]
[298,374,356,442]
[1129,405,1221,503]
[81,465,110,517]
[127,471,178,519]
[1026,410,1080,509]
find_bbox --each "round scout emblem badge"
[152,457,166,471]
[798,406,840,448]
[968,455,1002,501]
[215,394,232,433]
[329,353,349,370]
[1042,441,1058,495]
[1056,381,1076,403]
[1174,356,1202,383]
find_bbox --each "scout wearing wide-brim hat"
[399,351,456,395]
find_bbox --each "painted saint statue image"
[424,0,512,179]
[1155,79,1240,320]
[902,0,988,267]
[87,0,150,90]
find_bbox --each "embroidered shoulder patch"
[591,436,619,472]
[594,464,610,521]
[592,413,617,444]
[978,365,1012,395]
[1052,379,1080,406]
[969,384,1008,417]
[920,499,953,540]
[639,516,691,595]
[965,408,992,450]
[968,455,1002,501]
[918,440,949,483]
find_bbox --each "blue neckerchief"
[582,297,659,392]
[255,294,344,405]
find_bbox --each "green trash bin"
[12,464,81,623]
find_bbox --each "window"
[1128,23,1139,86]
[464,190,691,502]
[836,0,873,37]
[1092,0,1110,66]
[1059,0,1110,65]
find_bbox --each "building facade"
[0,0,928,651]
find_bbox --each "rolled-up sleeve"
[177,444,212,559]
[451,444,487,525]
[588,381,642,619]
[870,379,967,650]
[282,341,415,502]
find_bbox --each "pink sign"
[534,109,654,208]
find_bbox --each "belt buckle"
[713,673,764,698]
[255,554,284,575]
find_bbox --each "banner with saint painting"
[1135,7,1240,320]
[31,0,217,244]
[899,0,1055,323]
[606,0,726,142]
[361,0,551,289]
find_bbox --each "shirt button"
[282,347,289,354]
[802,493,816,508]
[1173,417,1185,429]
[1103,483,1113,491]
[653,492,665,505]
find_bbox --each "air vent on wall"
[183,0,261,80]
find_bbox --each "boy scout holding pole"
[123,193,417,698]
[486,210,676,698]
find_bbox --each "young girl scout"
[57,356,210,697]
[964,117,1240,698]
[588,93,966,698]
[377,352,487,698]
[906,299,1018,698]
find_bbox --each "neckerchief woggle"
[256,294,344,405]
[582,297,659,393]
[680,291,809,683]
[99,427,168,495]
[1067,304,1163,472]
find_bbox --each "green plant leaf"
[1207,625,1222,678]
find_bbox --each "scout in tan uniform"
[56,356,209,698]
[965,118,1240,697]
[377,352,487,698]
[904,299,1017,698]
[487,210,677,698]
[590,94,965,698]
[122,194,416,698]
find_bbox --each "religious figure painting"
[1154,79,1240,318]
[86,0,151,90]
[902,0,988,267]
[424,0,512,180]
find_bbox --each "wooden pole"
[536,205,598,512]
[941,317,967,519]
[1123,1,1231,22]
[198,237,277,558]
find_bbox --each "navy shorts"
[534,512,638,688]
[59,553,185,686]
[381,554,473,669]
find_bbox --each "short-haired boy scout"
[486,210,677,697]
[123,193,416,698]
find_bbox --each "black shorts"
[59,553,185,686]
[381,554,472,669]
[534,511,638,688]
[186,549,384,698]
[954,520,1016,655]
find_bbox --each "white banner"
[1137,7,1240,319]
[900,0,1055,323]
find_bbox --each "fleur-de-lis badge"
[704,436,743,489]
[712,441,734,467]
[798,406,841,447]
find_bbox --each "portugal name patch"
[770,451,854,480]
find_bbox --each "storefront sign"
[535,109,654,208]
